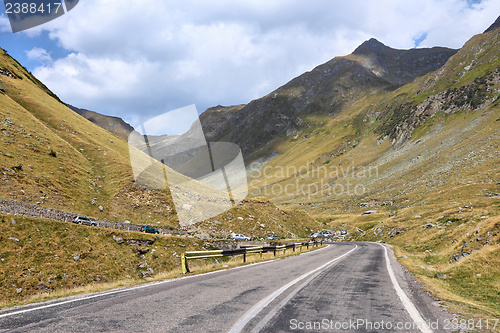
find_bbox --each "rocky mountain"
[348,38,457,85]
[201,39,457,156]
[67,104,134,141]
[198,104,245,141]
[235,16,500,229]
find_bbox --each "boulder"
[112,235,124,244]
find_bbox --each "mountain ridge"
[200,38,458,156]
[66,104,134,141]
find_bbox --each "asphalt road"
[0,243,453,332]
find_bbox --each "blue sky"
[1,0,499,128]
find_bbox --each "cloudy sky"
[0,0,499,129]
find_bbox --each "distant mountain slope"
[243,16,500,221]
[202,39,457,155]
[199,104,245,142]
[66,104,134,141]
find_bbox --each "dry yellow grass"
[0,211,323,309]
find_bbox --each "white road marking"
[0,258,277,319]
[0,244,325,319]
[380,244,433,333]
[229,245,358,333]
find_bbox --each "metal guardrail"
[181,241,322,274]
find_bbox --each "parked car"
[322,231,334,238]
[266,234,280,240]
[141,225,160,234]
[72,216,97,227]
[340,229,347,235]
[232,234,251,241]
[311,232,323,239]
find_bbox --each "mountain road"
[0,243,453,332]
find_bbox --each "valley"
[0,13,499,328]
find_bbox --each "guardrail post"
[181,253,190,274]
[273,248,276,257]
[293,244,295,252]
[260,249,263,259]
[306,242,309,249]
[243,252,246,263]
[283,247,286,255]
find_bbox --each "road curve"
[0,243,452,332]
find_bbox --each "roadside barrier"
[181,241,322,274]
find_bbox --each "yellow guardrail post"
[260,249,263,259]
[181,253,189,274]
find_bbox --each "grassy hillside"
[329,210,500,319]
[0,213,205,307]
[0,47,175,225]
[192,197,321,239]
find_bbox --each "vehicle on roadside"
[340,229,347,235]
[322,231,334,238]
[311,232,323,239]
[266,234,280,240]
[232,234,251,241]
[72,216,97,227]
[141,225,160,234]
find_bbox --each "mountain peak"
[484,15,500,33]
[352,38,390,55]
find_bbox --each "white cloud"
[27,0,500,125]
[25,47,52,63]
[0,14,12,33]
